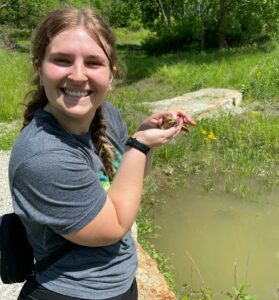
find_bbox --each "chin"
[66,109,93,119]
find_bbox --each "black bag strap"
[34,242,75,273]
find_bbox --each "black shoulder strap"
[34,242,75,273]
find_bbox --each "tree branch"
[0,3,9,10]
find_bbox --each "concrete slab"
[145,88,243,118]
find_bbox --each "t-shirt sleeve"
[103,101,129,150]
[118,114,129,147]
[12,150,107,235]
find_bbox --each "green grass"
[0,48,32,122]
[154,110,279,196]
[0,120,22,150]
[114,27,149,46]
[111,44,279,107]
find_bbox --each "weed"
[225,285,257,300]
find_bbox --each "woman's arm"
[63,112,196,247]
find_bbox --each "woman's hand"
[134,111,196,148]
[138,111,196,130]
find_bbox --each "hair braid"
[22,86,48,129]
[91,107,115,182]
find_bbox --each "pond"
[147,176,279,299]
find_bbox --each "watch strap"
[125,137,150,155]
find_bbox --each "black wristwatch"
[125,137,150,155]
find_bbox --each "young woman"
[9,6,196,300]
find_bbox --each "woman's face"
[36,27,113,133]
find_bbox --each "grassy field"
[1,28,279,299]
[0,48,32,121]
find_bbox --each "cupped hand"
[138,111,196,131]
[134,111,196,148]
[133,126,180,148]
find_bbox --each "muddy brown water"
[147,177,279,299]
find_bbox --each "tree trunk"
[157,0,169,27]
[197,0,207,50]
[218,0,228,48]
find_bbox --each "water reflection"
[147,178,279,299]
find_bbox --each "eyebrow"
[49,52,107,60]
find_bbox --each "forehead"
[46,27,107,57]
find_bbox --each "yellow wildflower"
[208,131,216,141]
[201,129,207,135]
[251,111,260,116]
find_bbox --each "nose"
[68,62,87,82]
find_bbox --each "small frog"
[160,115,178,129]
[160,114,191,132]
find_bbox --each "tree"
[140,0,279,53]
[0,0,60,27]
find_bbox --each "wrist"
[125,137,150,155]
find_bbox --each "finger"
[161,125,178,139]
[173,125,183,138]
[153,111,173,119]
[177,111,196,125]
[181,126,190,133]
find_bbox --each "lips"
[60,88,92,97]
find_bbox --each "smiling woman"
[8,6,196,300]
[35,27,113,134]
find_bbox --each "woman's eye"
[54,58,71,65]
[87,61,102,67]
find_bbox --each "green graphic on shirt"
[99,151,122,191]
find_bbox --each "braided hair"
[23,7,117,181]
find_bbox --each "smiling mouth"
[60,88,93,98]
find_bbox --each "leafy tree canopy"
[1,0,279,53]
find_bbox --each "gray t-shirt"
[9,101,137,299]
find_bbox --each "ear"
[108,66,116,91]
[33,59,42,77]
[110,66,117,82]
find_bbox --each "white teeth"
[64,89,90,97]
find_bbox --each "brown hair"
[23,6,117,181]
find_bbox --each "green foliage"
[0,0,143,30]
[142,19,199,55]
[0,0,60,28]
[178,283,257,300]
[154,110,279,198]
[1,0,279,50]
[105,0,142,29]
[61,0,106,10]
[138,0,159,30]
[246,58,279,101]
[225,284,257,300]
[180,283,213,300]
[140,0,279,54]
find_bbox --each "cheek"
[43,64,66,82]
[89,69,111,89]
